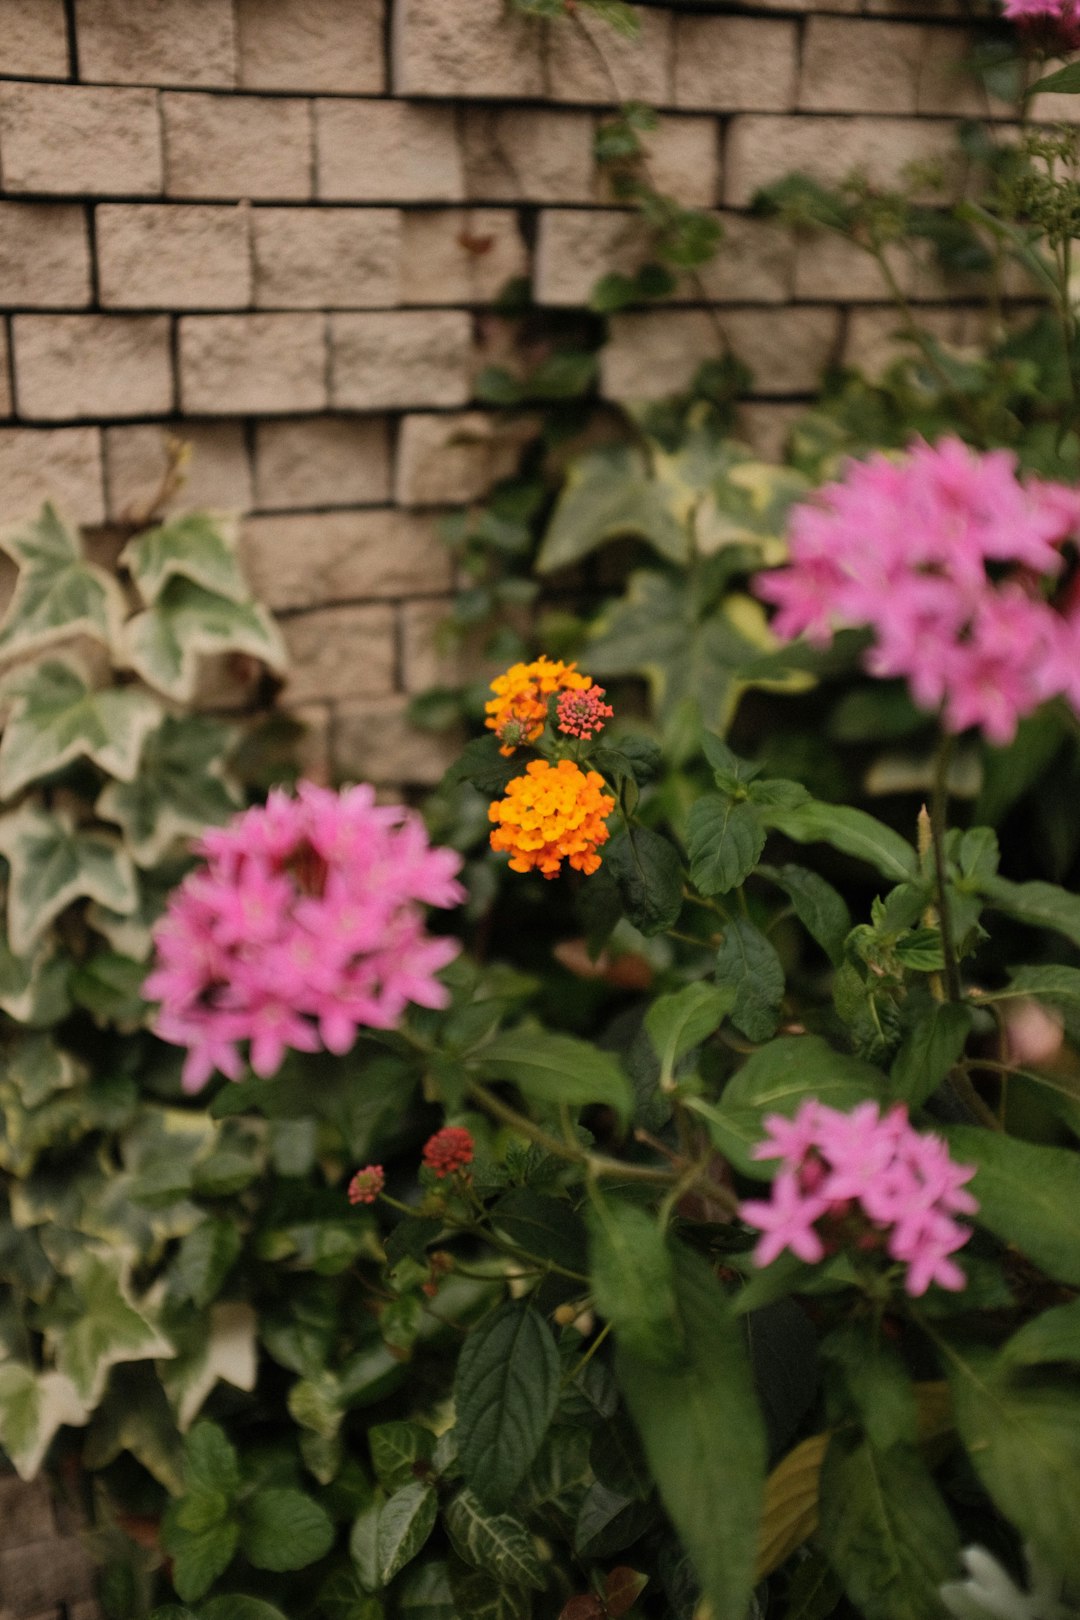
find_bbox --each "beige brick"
[674,17,797,112]
[253,417,392,509]
[463,107,594,204]
[316,100,462,204]
[237,0,384,93]
[545,7,673,106]
[401,209,528,305]
[0,1537,96,1613]
[0,84,162,196]
[396,411,532,506]
[104,422,253,521]
[330,312,471,410]
[0,0,69,78]
[0,322,10,417]
[253,207,399,309]
[164,93,311,200]
[335,694,457,785]
[639,116,721,210]
[179,314,326,415]
[241,508,452,610]
[723,115,960,208]
[794,232,919,301]
[402,596,515,691]
[0,427,104,523]
[14,315,172,419]
[602,307,839,399]
[393,0,544,97]
[0,204,90,308]
[916,26,992,117]
[76,0,236,87]
[281,603,396,704]
[844,304,995,376]
[866,0,963,15]
[799,18,922,113]
[737,402,803,462]
[291,701,333,784]
[1030,80,1080,125]
[695,214,794,303]
[97,204,251,309]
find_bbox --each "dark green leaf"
[240,1488,335,1572]
[942,1126,1080,1285]
[538,446,688,573]
[590,1415,651,1501]
[376,1481,438,1585]
[756,798,917,883]
[573,1481,655,1558]
[443,1488,547,1591]
[369,1422,435,1493]
[760,863,851,966]
[687,796,765,896]
[202,1602,292,1620]
[644,982,733,1089]
[172,1220,241,1310]
[981,875,1080,950]
[714,919,784,1043]
[491,1189,588,1272]
[474,1029,632,1127]
[587,1196,685,1367]
[454,1303,561,1508]
[605,825,684,937]
[889,1002,972,1107]
[1029,61,1080,93]
[999,1299,1080,1369]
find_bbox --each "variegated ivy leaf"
[97,714,239,867]
[46,1249,175,1407]
[160,1302,258,1432]
[82,1363,185,1495]
[0,505,126,663]
[121,513,249,607]
[0,1362,89,1479]
[121,578,287,702]
[0,924,73,1025]
[0,658,162,799]
[4,1032,82,1109]
[88,860,182,960]
[0,803,138,955]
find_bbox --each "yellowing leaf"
[756,1431,827,1578]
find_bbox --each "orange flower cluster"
[484,657,592,755]
[489,758,616,878]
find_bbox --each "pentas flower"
[422,1126,475,1178]
[489,757,616,878]
[556,683,614,741]
[754,436,1080,745]
[144,782,466,1092]
[740,1098,978,1297]
[485,657,592,755]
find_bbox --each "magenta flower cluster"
[740,1098,979,1296]
[755,437,1080,744]
[144,782,466,1093]
[1001,0,1078,26]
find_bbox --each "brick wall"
[0,0,1008,789]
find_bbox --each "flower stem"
[929,734,962,1003]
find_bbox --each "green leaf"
[443,1488,547,1591]
[240,1488,335,1572]
[47,1250,174,1406]
[999,1298,1080,1369]
[318,1568,386,1620]
[941,1126,1080,1285]
[980,875,1080,950]
[760,863,851,966]
[172,1218,242,1309]
[986,965,1080,1037]
[817,1435,960,1620]
[605,824,683,938]
[644,981,733,1090]
[0,1363,87,1480]
[121,513,249,606]
[474,1028,633,1127]
[537,446,689,573]
[0,659,162,798]
[0,929,72,1026]
[490,1189,588,1272]
[715,919,784,1042]
[70,949,148,1026]
[184,1421,241,1496]
[370,1422,435,1492]
[160,1303,257,1433]
[454,1303,561,1507]
[97,714,240,866]
[376,1481,438,1585]
[942,1338,1080,1585]
[202,1601,292,1620]
[0,504,125,661]
[755,797,917,883]
[398,1560,456,1619]
[166,1518,239,1604]
[615,1243,765,1620]
[889,1002,973,1107]
[121,577,287,702]
[1029,60,1080,93]
[4,1032,81,1109]
[573,1481,654,1558]
[0,804,138,955]
[587,1196,685,1366]
[686,795,765,896]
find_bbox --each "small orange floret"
[484,657,593,755]
[488,757,616,879]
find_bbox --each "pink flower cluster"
[556,684,614,741]
[755,437,1080,744]
[144,782,466,1093]
[1001,0,1080,34]
[740,1098,979,1296]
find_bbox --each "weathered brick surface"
[396,411,532,506]
[0,427,105,524]
[602,307,839,399]
[241,508,452,610]
[336,695,457,785]
[237,0,385,93]
[316,101,463,203]
[793,232,920,302]
[0,1535,97,1613]
[799,18,924,113]
[638,117,721,210]
[545,7,673,106]
[97,204,252,309]
[75,0,237,88]
[0,322,10,417]
[401,596,514,690]
[281,602,397,704]
[723,114,960,207]
[0,204,91,308]
[737,401,804,462]
[844,302,995,375]
[401,210,528,306]
[463,108,594,204]
[0,85,162,196]
[393,0,544,98]
[674,17,797,112]
[0,0,69,78]
[330,312,472,409]
[179,314,328,414]
[105,422,254,520]
[254,417,392,510]
[13,314,172,419]
[164,93,312,200]
[253,208,400,309]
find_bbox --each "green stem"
[930,734,962,1004]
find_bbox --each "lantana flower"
[556,683,614,741]
[489,758,616,878]
[740,1097,978,1296]
[485,657,592,755]
[754,436,1080,744]
[144,782,466,1092]
[422,1126,475,1178]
